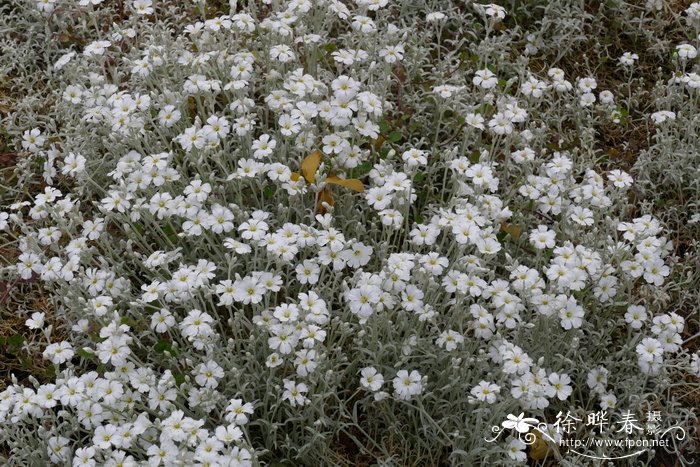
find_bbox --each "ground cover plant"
[0,0,699,465]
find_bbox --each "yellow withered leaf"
[315,187,335,214]
[528,430,551,460]
[290,172,301,182]
[325,175,365,193]
[301,151,322,183]
[500,222,523,239]
[372,134,385,151]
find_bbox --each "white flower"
[62,152,87,176]
[352,15,376,33]
[481,4,506,20]
[322,133,349,155]
[378,44,404,63]
[470,381,500,404]
[282,379,309,406]
[636,337,664,362]
[521,76,548,97]
[473,69,498,89]
[22,128,45,152]
[650,110,676,124]
[559,296,585,330]
[624,305,647,329]
[465,112,485,129]
[579,92,596,106]
[529,225,556,249]
[132,0,153,14]
[63,85,83,104]
[150,308,176,333]
[83,40,111,56]
[676,43,698,59]
[392,369,423,400]
[569,206,594,226]
[270,44,295,63]
[578,77,597,92]
[0,211,9,231]
[436,330,464,351]
[587,366,609,393]
[426,11,446,21]
[643,258,670,285]
[506,438,527,462]
[600,392,617,410]
[266,353,284,368]
[488,112,513,134]
[548,373,572,400]
[433,84,463,98]
[47,436,70,463]
[17,252,43,279]
[54,52,76,69]
[343,242,373,268]
[690,353,700,377]
[252,134,277,158]
[619,52,639,66]
[158,105,182,127]
[608,169,633,188]
[194,360,225,388]
[43,341,74,365]
[73,447,96,467]
[360,367,384,391]
[215,424,243,443]
[93,424,118,450]
[25,312,46,330]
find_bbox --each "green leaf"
[387,131,402,143]
[8,334,23,347]
[478,103,494,115]
[356,161,373,175]
[173,372,185,386]
[78,348,95,359]
[263,185,275,198]
[120,316,135,327]
[90,333,107,343]
[154,340,172,354]
[162,223,178,242]
[379,120,391,134]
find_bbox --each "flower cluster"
[1,0,698,465]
